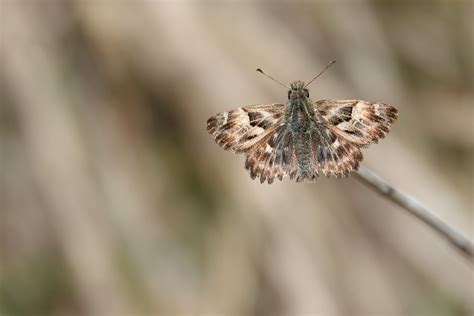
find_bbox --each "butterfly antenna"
[256,68,290,89]
[304,60,336,88]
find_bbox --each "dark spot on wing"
[340,105,353,117]
[242,134,258,142]
[248,112,264,127]
[257,118,273,129]
[326,131,337,144]
[336,144,348,157]
[367,114,384,123]
[345,129,364,137]
[329,105,354,125]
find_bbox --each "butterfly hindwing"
[243,121,363,184]
[309,126,363,179]
[315,99,398,146]
[207,104,285,153]
[290,124,362,182]
[244,124,297,184]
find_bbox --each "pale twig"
[354,166,474,263]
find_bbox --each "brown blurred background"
[1,1,473,315]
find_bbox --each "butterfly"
[206,61,398,184]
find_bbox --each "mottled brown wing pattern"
[206,103,285,153]
[244,125,296,184]
[244,123,363,183]
[309,127,363,180]
[315,99,398,146]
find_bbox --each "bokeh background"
[1,1,473,315]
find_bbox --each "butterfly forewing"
[207,103,285,153]
[315,99,398,146]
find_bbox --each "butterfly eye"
[288,90,291,99]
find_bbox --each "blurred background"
[1,1,473,315]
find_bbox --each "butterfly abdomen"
[288,104,321,182]
[293,132,318,181]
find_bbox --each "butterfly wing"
[207,103,285,153]
[245,118,363,183]
[314,99,398,146]
[307,126,363,179]
[244,124,298,184]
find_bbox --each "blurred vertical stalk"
[355,166,474,263]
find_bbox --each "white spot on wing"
[264,144,273,153]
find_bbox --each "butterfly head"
[288,81,310,100]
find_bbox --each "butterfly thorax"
[286,81,325,130]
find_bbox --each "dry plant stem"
[355,166,474,263]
